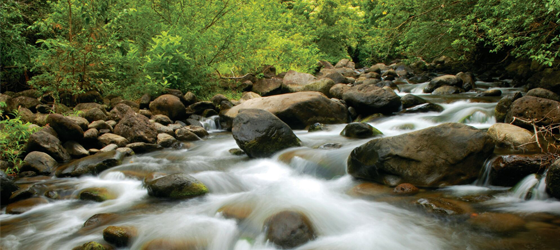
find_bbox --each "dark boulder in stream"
[342,83,401,115]
[145,173,208,199]
[232,109,302,158]
[264,211,315,249]
[55,151,125,177]
[340,122,382,139]
[489,154,553,187]
[347,123,494,187]
[546,159,560,199]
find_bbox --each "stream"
[2,81,560,250]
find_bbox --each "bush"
[0,102,39,174]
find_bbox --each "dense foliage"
[0,102,38,174]
[1,0,559,97]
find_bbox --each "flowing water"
[2,81,560,250]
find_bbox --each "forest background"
[1,0,559,99]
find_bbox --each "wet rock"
[98,133,129,147]
[5,197,49,214]
[222,92,347,130]
[47,114,84,141]
[186,101,216,115]
[424,75,462,93]
[78,187,117,202]
[114,112,157,143]
[350,182,393,197]
[153,114,172,125]
[149,94,186,121]
[479,89,502,97]
[457,72,476,91]
[347,123,494,187]
[72,241,114,250]
[329,83,351,99]
[175,128,201,141]
[103,225,137,247]
[21,151,57,175]
[8,183,47,202]
[495,92,523,123]
[83,108,109,122]
[432,85,463,95]
[126,142,159,154]
[201,109,218,117]
[82,213,119,231]
[26,130,71,162]
[140,238,204,250]
[145,173,208,199]
[264,211,315,249]
[100,144,118,152]
[505,96,560,129]
[342,84,401,116]
[89,120,113,131]
[394,183,419,195]
[546,159,560,199]
[157,133,178,148]
[232,109,301,158]
[487,123,540,153]
[155,122,175,135]
[64,141,90,158]
[527,88,560,102]
[228,148,245,156]
[340,122,382,139]
[401,103,444,113]
[401,94,428,109]
[55,151,124,177]
[317,143,343,150]
[307,122,325,132]
[218,203,254,220]
[1,172,18,205]
[468,212,526,233]
[285,78,336,97]
[415,197,472,215]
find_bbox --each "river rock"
[26,130,71,162]
[149,94,186,121]
[527,88,560,101]
[415,197,472,215]
[114,112,157,143]
[401,94,428,109]
[232,109,301,158]
[6,96,40,112]
[98,133,128,147]
[1,172,18,205]
[264,211,315,249]
[109,104,133,122]
[480,89,502,97]
[6,197,48,214]
[75,102,106,111]
[222,92,348,130]
[487,123,540,153]
[424,75,462,93]
[78,187,117,202]
[495,92,522,123]
[393,183,419,195]
[72,241,113,250]
[55,151,124,177]
[83,108,109,122]
[64,141,89,158]
[140,238,203,250]
[126,142,159,154]
[401,103,444,114]
[489,154,553,187]
[186,101,215,116]
[145,173,208,199]
[546,159,560,199]
[175,128,201,141]
[153,114,172,125]
[468,212,526,233]
[157,133,178,148]
[253,77,284,96]
[340,122,382,139]
[103,225,137,247]
[17,107,35,124]
[457,72,476,91]
[240,91,261,103]
[82,213,119,232]
[342,84,401,115]
[21,151,57,175]
[432,85,462,95]
[47,114,84,142]
[282,70,316,86]
[505,96,560,129]
[285,78,335,97]
[347,123,494,187]
[329,83,351,99]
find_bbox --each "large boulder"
[46,114,84,142]
[26,130,71,162]
[546,159,560,199]
[232,109,301,158]
[282,70,316,86]
[145,173,208,199]
[6,96,40,112]
[285,78,336,97]
[114,112,157,143]
[103,225,137,248]
[83,108,109,122]
[495,92,523,123]
[490,154,553,187]
[149,94,186,121]
[401,94,428,109]
[21,151,57,175]
[347,123,494,187]
[505,96,560,129]
[487,123,540,153]
[253,77,284,96]
[342,84,401,115]
[264,211,315,249]
[432,85,462,95]
[424,75,462,93]
[55,151,125,177]
[221,92,348,130]
[526,87,560,101]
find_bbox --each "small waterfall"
[510,172,549,200]
[475,158,494,186]
[201,115,221,131]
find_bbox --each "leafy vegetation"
[0,102,38,174]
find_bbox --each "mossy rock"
[72,241,113,250]
[103,225,137,247]
[78,187,117,202]
[145,173,208,199]
[340,122,382,139]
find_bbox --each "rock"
[201,109,218,117]
[5,197,48,214]
[342,84,401,115]
[140,238,203,250]
[228,148,245,156]
[457,72,476,91]
[109,104,133,122]
[186,101,215,115]
[432,85,463,95]
[232,109,301,158]
[402,103,444,114]
[495,92,522,123]
[424,75,462,93]
[35,104,52,114]
[347,123,494,187]
[240,92,261,103]
[285,78,336,97]
[415,197,472,215]
[140,94,151,109]
[340,122,382,138]
[64,141,90,158]
[98,133,129,147]
[335,59,355,69]
[75,103,106,111]
[183,92,198,106]
[401,94,428,109]
[527,87,560,102]
[253,77,284,96]
[114,112,158,143]
[264,211,315,249]
[72,241,113,250]
[505,96,560,129]
[487,123,540,153]
[175,128,201,141]
[307,122,325,132]
[65,116,90,131]
[468,212,526,233]
[78,187,117,202]
[100,144,118,152]
[367,63,389,73]
[17,107,35,123]
[282,70,316,86]
[55,151,124,177]
[381,69,398,80]
[490,154,553,187]
[34,113,49,126]
[186,126,208,138]
[149,94,186,121]
[26,130,71,162]
[480,89,502,97]
[47,114,84,141]
[222,92,348,130]
[103,226,137,247]
[139,109,152,118]
[21,151,57,175]
[82,213,119,231]
[6,96,40,112]
[145,173,208,199]
[153,114,172,125]
[350,182,393,197]
[1,172,18,205]
[329,83,351,99]
[157,133,178,148]
[126,142,159,154]
[393,183,419,195]
[322,70,348,84]
[89,120,113,131]
[83,108,109,122]
[546,159,560,199]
